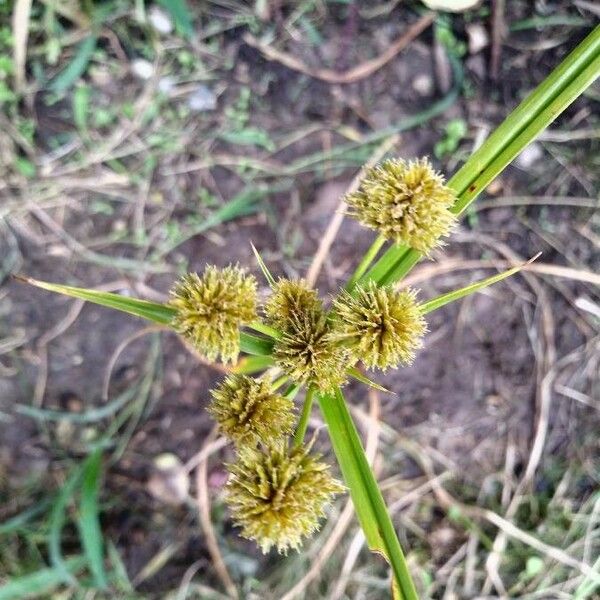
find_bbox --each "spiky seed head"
[209,375,295,446]
[273,308,348,393]
[346,158,456,254]
[264,279,321,329]
[225,441,345,554]
[169,265,257,363]
[332,281,427,370]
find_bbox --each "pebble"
[188,85,217,111]
[131,59,154,80]
[412,73,434,96]
[516,142,543,169]
[148,6,173,35]
[466,23,489,54]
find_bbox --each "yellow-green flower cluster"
[268,280,348,392]
[346,157,456,254]
[169,265,257,362]
[332,282,426,370]
[225,440,344,554]
[209,375,295,446]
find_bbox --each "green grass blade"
[48,466,84,585]
[362,26,600,287]
[107,541,134,592]
[318,388,418,600]
[0,557,87,600]
[420,255,538,315]
[78,449,108,589]
[15,276,176,325]
[49,35,97,93]
[0,498,53,535]
[16,387,137,423]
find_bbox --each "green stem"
[293,386,315,447]
[346,234,387,291]
[318,388,419,600]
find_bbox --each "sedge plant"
[16,26,600,599]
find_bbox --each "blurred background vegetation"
[0,1,598,598]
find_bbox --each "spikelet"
[332,281,427,370]
[346,158,456,254]
[209,375,295,446]
[169,265,257,362]
[225,440,344,554]
[264,279,321,329]
[273,307,348,392]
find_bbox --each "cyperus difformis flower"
[225,441,344,553]
[346,157,456,254]
[332,281,427,370]
[169,265,257,362]
[209,375,295,446]
[273,307,348,392]
[264,278,321,329]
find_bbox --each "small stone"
[516,143,543,169]
[148,6,173,34]
[158,76,176,94]
[188,85,217,111]
[466,23,489,54]
[131,59,154,80]
[147,453,190,506]
[412,74,434,96]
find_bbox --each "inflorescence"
[167,156,453,554]
[346,157,456,254]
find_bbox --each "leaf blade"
[318,388,418,600]
[420,255,539,315]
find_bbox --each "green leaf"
[49,35,97,94]
[219,127,276,152]
[239,332,274,356]
[347,367,391,393]
[251,242,276,287]
[78,449,108,589]
[318,388,418,600]
[0,557,87,600]
[73,84,90,133]
[48,466,84,585]
[420,255,538,315]
[15,276,176,325]
[233,354,275,374]
[362,26,600,287]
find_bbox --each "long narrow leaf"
[0,557,87,600]
[420,255,539,315]
[15,276,273,356]
[15,276,175,324]
[78,449,108,589]
[318,388,418,600]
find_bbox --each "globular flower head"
[264,279,321,329]
[346,158,456,254]
[169,265,257,362]
[273,308,348,393]
[331,281,427,370]
[225,440,345,554]
[209,375,295,446]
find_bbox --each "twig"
[195,426,238,599]
[243,14,434,85]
